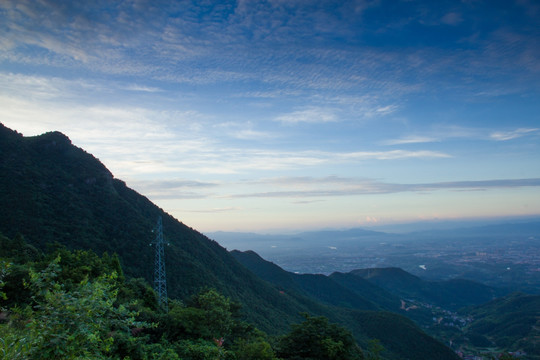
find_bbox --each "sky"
[1,0,539,233]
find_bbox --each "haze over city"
[1,0,539,232]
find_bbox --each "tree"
[276,314,364,360]
[2,256,145,360]
[170,288,234,341]
[366,339,385,360]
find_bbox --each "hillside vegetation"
[1,233,366,359]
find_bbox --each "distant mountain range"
[208,220,540,252]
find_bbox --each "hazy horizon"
[204,214,540,235]
[1,0,539,232]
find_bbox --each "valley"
[212,225,540,359]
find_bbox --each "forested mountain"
[0,123,313,333]
[351,267,505,310]
[232,249,540,359]
[0,123,460,359]
[231,250,388,312]
[459,292,540,357]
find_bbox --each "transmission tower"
[153,216,168,311]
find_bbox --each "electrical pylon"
[153,216,168,312]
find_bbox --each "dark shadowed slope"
[231,250,460,360]
[231,250,383,311]
[460,292,540,357]
[0,124,313,333]
[351,267,505,310]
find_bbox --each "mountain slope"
[461,292,540,357]
[231,250,460,359]
[0,124,312,332]
[231,250,383,311]
[351,267,502,310]
[328,272,402,311]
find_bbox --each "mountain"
[0,124,460,359]
[328,272,404,313]
[207,228,389,255]
[231,250,538,358]
[351,267,504,310]
[231,250,460,360]
[460,292,540,357]
[231,250,384,311]
[0,124,310,333]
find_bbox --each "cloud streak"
[275,107,338,124]
[490,128,539,141]
[229,177,540,199]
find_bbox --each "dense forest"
[0,233,367,359]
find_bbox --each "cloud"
[274,107,338,124]
[382,136,439,145]
[440,12,463,26]
[228,177,540,199]
[188,207,240,213]
[129,179,218,190]
[338,150,450,160]
[126,179,218,200]
[122,84,163,93]
[374,105,398,116]
[490,128,539,141]
[213,122,277,140]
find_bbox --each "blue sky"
[1,0,539,232]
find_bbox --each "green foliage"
[366,339,385,360]
[186,288,233,340]
[0,233,40,263]
[0,262,32,309]
[0,326,31,360]
[233,338,276,360]
[348,310,459,360]
[40,247,124,290]
[142,342,181,360]
[0,261,8,303]
[461,292,540,356]
[276,313,364,360]
[23,257,143,359]
[0,241,277,360]
[175,339,229,360]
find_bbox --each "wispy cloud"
[275,107,338,124]
[382,136,439,146]
[338,150,450,160]
[440,12,463,26]
[229,177,540,199]
[213,122,277,140]
[490,128,539,141]
[188,207,241,213]
[122,84,163,93]
[127,179,218,200]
